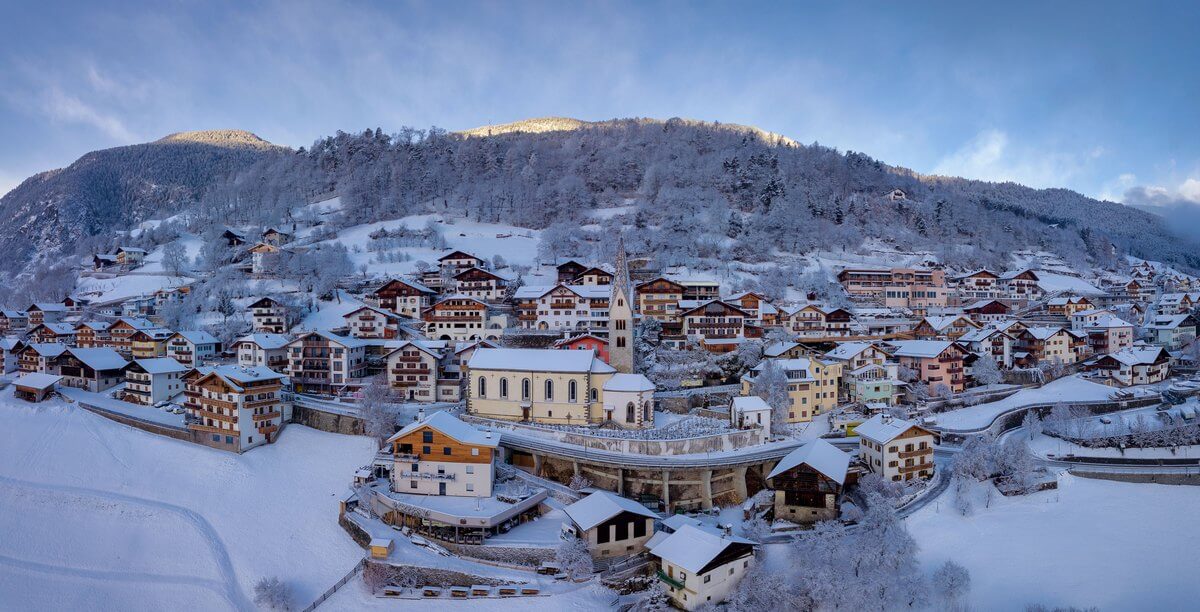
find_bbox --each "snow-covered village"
[4,3,1200,612]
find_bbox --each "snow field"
[0,394,378,611]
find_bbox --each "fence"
[300,558,366,612]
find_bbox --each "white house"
[729,395,772,437]
[124,357,188,405]
[648,524,757,611]
[562,491,659,559]
[856,414,936,482]
[233,333,291,371]
[166,330,221,367]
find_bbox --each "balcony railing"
[399,471,456,481]
[899,462,934,474]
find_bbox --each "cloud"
[1122,177,1200,240]
[931,129,1094,189]
[0,172,18,198]
[42,87,137,142]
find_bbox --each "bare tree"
[555,536,594,580]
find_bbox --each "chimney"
[416,408,425,421]
[485,429,492,439]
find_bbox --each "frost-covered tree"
[567,473,592,491]
[359,375,398,444]
[932,560,972,609]
[973,353,1003,386]
[252,576,293,611]
[555,536,594,579]
[162,240,188,276]
[751,359,791,432]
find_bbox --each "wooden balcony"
[898,462,934,474]
[897,448,931,459]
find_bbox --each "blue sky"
[3,1,1199,213]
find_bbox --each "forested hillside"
[1,118,1194,284]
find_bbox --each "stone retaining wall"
[292,404,364,435]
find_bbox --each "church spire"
[608,235,635,373]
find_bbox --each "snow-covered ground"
[909,474,1200,610]
[932,376,1131,430]
[75,272,194,304]
[0,391,376,611]
[1035,271,1104,296]
[1028,430,1200,459]
[297,290,368,331]
[310,213,542,278]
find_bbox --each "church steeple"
[608,236,635,373]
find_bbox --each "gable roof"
[920,315,979,332]
[855,414,929,444]
[824,341,879,361]
[647,524,756,574]
[1102,347,1169,366]
[563,491,658,532]
[110,317,158,332]
[172,330,220,345]
[437,250,480,262]
[467,348,615,374]
[15,372,62,390]
[132,357,189,375]
[386,410,498,447]
[731,395,771,414]
[603,373,655,392]
[887,340,956,358]
[768,438,850,484]
[375,277,435,295]
[235,333,292,349]
[190,364,285,391]
[25,343,67,358]
[65,347,128,371]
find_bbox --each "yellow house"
[129,328,174,359]
[741,357,842,423]
[466,348,615,425]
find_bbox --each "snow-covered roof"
[1084,315,1133,330]
[26,343,67,357]
[564,491,658,532]
[921,315,976,332]
[731,395,771,414]
[39,323,76,335]
[823,341,877,361]
[192,365,285,390]
[134,357,188,374]
[1148,314,1195,329]
[467,348,615,374]
[1022,326,1067,340]
[76,321,110,331]
[958,327,1009,343]
[295,330,369,349]
[112,317,158,331]
[887,340,954,358]
[768,438,851,484]
[386,410,498,448]
[134,328,174,340]
[603,373,654,392]
[963,299,1008,311]
[762,341,801,358]
[661,514,702,532]
[1103,347,1168,366]
[0,310,26,318]
[236,333,292,350]
[15,372,62,390]
[173,330,219,345]
[29,303,67,312]
[855,414,927,444]
[647,524,756,574]
[66,347,128,371]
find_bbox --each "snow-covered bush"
[555,536,594,579]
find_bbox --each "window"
[466,465,474,474]
[423,431,433,443]
[410,480,418,489]
[422,445,431,455]
[568,380,577,402]
[590,388,598,402]
[597,526,611,544]
[466,483,474,492]
[544,379,554,401]
[704,575,711,584]
[443,446,452,455]
[626,402,635,423]
[634,519,646,538]
[615,520,630,541]
[522,378,531,400]
[478,377,487,398]
[500,378,508,398]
